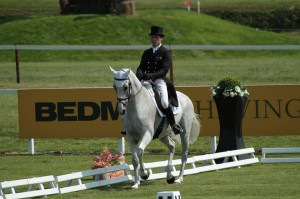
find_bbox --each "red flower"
[184,1,190,6]
[92,147,125,168]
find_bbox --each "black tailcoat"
[137,45,171,79]
[137,45,178,107]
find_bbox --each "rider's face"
[150,35,163,47]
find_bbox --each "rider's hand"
[136,69,143,80]
[143,73,152,80]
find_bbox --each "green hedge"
[204,6,300,31]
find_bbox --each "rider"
[135,26,183,135]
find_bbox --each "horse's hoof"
[131,184,139,189]
[166,176,175,184]
[174,177,183,184]
[140,172,150,180]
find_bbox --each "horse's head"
[110,66,132,115]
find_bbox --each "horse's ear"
[109,66,117,74]
[124,68,130,77]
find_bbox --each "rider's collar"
[152,44,162,53]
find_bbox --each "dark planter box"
[214,96,247,163]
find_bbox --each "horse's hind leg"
[159,135,176,184]
[175,134,189,184]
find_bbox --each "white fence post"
[210,136,217,153]
[28,138,35,155]
[119,137,125,154]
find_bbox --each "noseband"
[114,77,143,107]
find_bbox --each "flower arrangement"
[211,77,249,98]
[92,147,125,168]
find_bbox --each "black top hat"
[149,26,164,37]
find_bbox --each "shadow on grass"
[0,9,59,25]
[73,14,107,21]
[97,179,158,191]
[0,15,32,25]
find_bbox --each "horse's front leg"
[160,135,176,184]
[137,132,153,181]
[131,146,140,189]
[126,136,141,189]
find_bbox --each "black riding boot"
[165,106,183,135]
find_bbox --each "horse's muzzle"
[118,102,127,115]
[120,109,126,115]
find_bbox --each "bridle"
[114,77,143,107]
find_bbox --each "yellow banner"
[18,85,300,138]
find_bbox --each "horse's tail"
[189,113,201,144]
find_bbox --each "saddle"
[143,82,181,139]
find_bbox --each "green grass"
[1,51,300,89]
[1,10,299,46]
[0,10,300,45]
[0,0,57,9]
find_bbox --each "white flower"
[244,89,249,96]
[230,92,235,97]
[223,92,229,97]
[235,86,241,93]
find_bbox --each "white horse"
[110,67,201,189]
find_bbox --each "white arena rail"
[0,175,59,199]
[56,164,132,194]
[261,147,300,163]
[129,148,259,181]
[194,148,259,172]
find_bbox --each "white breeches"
[147,79,169,109]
